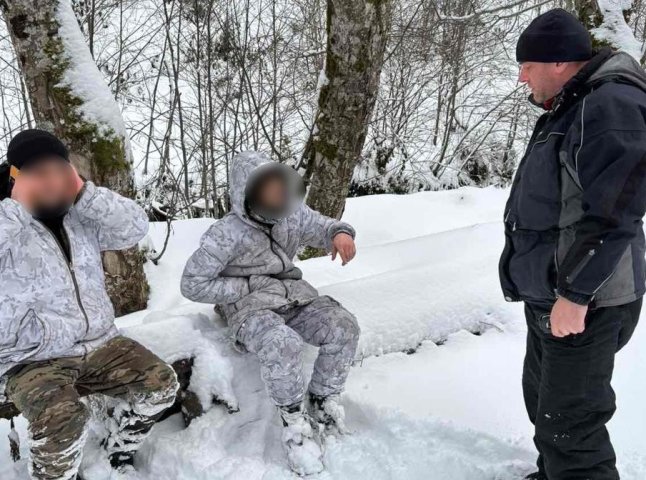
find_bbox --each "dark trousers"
[523,298,642,480]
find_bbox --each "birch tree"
[0,0,149,315]
[304,0,393,220]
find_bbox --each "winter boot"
[307,393,349,435]
[279,403,324,476]
[524,473,547,480]
[109,450,136,474]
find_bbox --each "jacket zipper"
[40,222,91,336]
[266,229,289,299]
[505,124,565,231]
[566,248,596,284]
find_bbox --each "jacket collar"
[529,48,614,114]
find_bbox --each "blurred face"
[257,175,288,211]
[21,157,73,215]
[518,61,584,104]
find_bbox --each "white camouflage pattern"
[181,152,360,406]
[0,181,149,398]
[181,151,356,336]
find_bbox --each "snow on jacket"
[181,151,355,335]
[0,182,149,397]
[500,49,646,307]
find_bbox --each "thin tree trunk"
[1,0,149,315]
[304,0,393,220]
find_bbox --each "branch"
[434,0,540,22]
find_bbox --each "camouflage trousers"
[5,336,179,480]
[237,296,360,407]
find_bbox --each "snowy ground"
[1,187,645,479]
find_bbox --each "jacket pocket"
[0,309,49,363]
[283,279,319,302]
[508,230,558,303]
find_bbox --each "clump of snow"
[280,410,324,476]
[317,69,329,90]
[594,0,644,61]
[55,1,130,150]
[123,313,238,413]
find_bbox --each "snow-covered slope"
[1,187,645,480]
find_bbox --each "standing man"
[500,9,646,480]
[0,129,179,480]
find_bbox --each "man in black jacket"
[500,9,646,480]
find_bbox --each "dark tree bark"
[304,0,393,220]
[0,0,148,315]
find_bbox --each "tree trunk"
[571,0,643,62]
[0,0,149,315]
[304,0,393,220]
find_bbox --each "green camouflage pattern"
[5,336,178,480]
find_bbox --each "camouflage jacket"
[181,152,355,336]
[0,182,149,397]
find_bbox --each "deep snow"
[1,187,645,479]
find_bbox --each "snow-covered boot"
[307,393,349,435]
[280,404,324,476]
[524,473,547,480]
[109,450,135,473]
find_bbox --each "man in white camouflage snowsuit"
[0,129,179,480]
[181,151,360,475]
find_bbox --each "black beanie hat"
[7,129,69,170]
[517,9,593,63]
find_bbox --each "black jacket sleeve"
[557,89,646,305]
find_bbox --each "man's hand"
[331,233,356,266]
[550,296,588,337]
[10,172,35,211]
[68,164,85,200]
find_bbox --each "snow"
[594,0,644,61]
[56,1,130,145]
[1,186,645,479]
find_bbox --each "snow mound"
[124,311,238,413]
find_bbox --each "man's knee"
[130,361,179,417]
[320,300,361,347]
[30,391,89,445]
[257,323,304,360]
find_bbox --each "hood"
[544,49,646,114]
[229,151,304,225]
[587,51,646,93]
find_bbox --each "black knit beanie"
[517,9,593,63]
[7,129,69,170]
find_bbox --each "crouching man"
[0,129,179,479]
[181,152,360,475]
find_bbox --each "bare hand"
[550,296,588,337]
[10,172,34,210]
[69,164,85,198]
[331,233,356,266]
